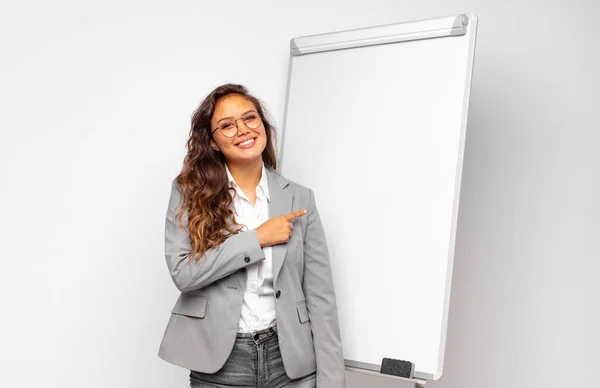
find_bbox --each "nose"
[234,117,250,135]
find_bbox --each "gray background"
[1,1,597,387]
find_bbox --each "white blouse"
[225,162,277,333]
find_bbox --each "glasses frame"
[211,110,262,138]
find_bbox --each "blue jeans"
[189,325,316,388]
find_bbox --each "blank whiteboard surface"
[280,14,478,380]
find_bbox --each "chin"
[227,150,264,163]
[238,144,266,157]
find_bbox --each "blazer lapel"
[265,165,293,285]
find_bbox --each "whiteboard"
[279,14,478,380]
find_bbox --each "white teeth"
[238,138,255,146]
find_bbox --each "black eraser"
[380,357,414,378]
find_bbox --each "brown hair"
[174,83,278,261]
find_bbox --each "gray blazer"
[158,165,347,387]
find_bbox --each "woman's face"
[210,94,267,165]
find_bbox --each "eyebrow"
[216,109,257,124]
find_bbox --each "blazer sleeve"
[302,188,347,388]
[164,179,265,292]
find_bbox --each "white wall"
[1,1,597,387]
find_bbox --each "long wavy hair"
[174,83,278,262]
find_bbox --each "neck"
[226,159,264,190]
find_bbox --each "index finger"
[282,210,307,221]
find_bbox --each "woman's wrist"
[255,227,265,247]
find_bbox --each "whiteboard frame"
[279,12,479,382]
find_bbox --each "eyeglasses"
[211,111,262,138]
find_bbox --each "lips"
[235,137,257,147]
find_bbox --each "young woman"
[158,83,347,388]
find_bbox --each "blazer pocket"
[171,294,208,318]
[296,301,310,323]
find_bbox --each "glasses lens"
[219,122,237,137]
[243,113,261,129]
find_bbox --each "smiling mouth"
[236,137,257,147]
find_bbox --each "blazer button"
[244,256,250,263]
[275,290,281,298]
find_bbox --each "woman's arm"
[302,188,347,388]
[164,180,264,292]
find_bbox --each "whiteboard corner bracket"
[290,38,301,56]
[451,14,469,36]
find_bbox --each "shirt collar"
[225,162,271,202]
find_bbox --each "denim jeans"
[189,325,316,388]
